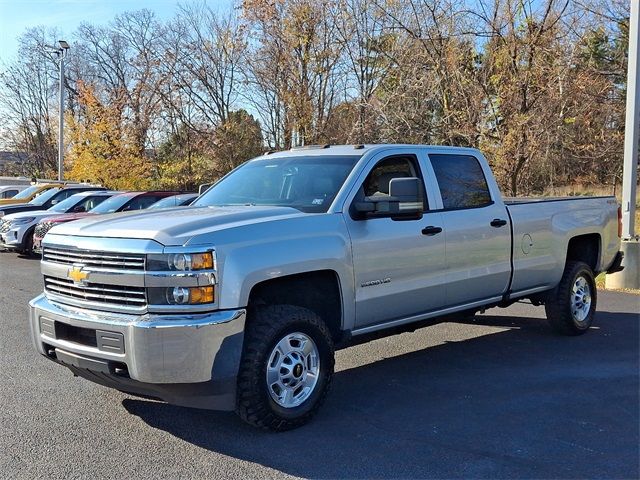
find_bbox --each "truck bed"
[504,195,619,296]
[503,196,613,205]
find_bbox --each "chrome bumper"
[29,294,246,384]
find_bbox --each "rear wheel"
[545,261,597,335]
[236,304,334,431]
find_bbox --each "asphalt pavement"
[0,252,638,479]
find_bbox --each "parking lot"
[0,252,638,479]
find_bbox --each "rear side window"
[429,154,492,209]
[2,189,18,198]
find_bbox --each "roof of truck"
[257,144,482,159]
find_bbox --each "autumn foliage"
[0,0,632,196]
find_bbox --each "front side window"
[429,154,492,209]
[194,155,361,213]
[48,194,86,212]
[89,194,135,213]
[362,156,418,197]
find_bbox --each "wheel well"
[248,270,343,342]
[566,234,600,272]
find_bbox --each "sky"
[0,0,231,63]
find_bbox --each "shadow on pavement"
[123,311,639,479]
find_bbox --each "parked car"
[0,185,105,218]
[31,191,182,252]
[148,193,198,209]
[0,183,61,208]
[0,190,115,254]
[29,145,623,431]
[0,185,28,199]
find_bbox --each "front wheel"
[545,261,597,335]
[236,304,334,431]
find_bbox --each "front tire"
[545,261,597,335]
[236,304,334,431]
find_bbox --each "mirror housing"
[354,177,424,220]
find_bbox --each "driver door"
[345,149,447,330]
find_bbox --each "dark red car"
[33,191,182,252]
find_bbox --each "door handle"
[422,226,442,236]
[490,218,508,227]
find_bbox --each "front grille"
[44,276,146,308]
[42,247,145,270]
[34,222,51,239]
[0,220,10,234]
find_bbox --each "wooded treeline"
[0,0,630,194]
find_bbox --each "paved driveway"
[1,252,638,479]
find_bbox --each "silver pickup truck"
[29,145,624,430]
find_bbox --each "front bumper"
[0,226,26,249]
[29,294,246,410]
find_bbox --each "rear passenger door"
[427,153,511,306]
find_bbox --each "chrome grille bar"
[42,247,145,270]
[44,276,146,306]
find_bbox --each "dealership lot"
[0,252,638,479]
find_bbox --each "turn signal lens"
[191,252,214,270]
[189,285,214,304]
[617,205,622,238]
[165,285,214,305]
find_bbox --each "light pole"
[56,40,69,181]
[607,0,640,289]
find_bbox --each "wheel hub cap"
[571,276,592,322]
[266,332,320,408]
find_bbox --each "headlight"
[147,251,214,271]
[147,286,215,305]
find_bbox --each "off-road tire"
[545,260,597,336]
[236,304,334,431]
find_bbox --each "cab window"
[429,154,492,209]
[351,154,427,218]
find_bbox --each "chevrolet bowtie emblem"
[68,266,88,283]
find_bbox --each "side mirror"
[354,177,424,220]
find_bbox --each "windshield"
[28,187,61,206]
[89,194,133,214]
[48,193,87,212]
[194,155,361,213]
[13,185,41,199]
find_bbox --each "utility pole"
[607,0,640,289]
[621,1,639,239]
[56,40,70,182]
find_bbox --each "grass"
[596,272,640,295]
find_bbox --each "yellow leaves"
[66,82,153,190]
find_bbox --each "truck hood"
[48,205,307,246]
